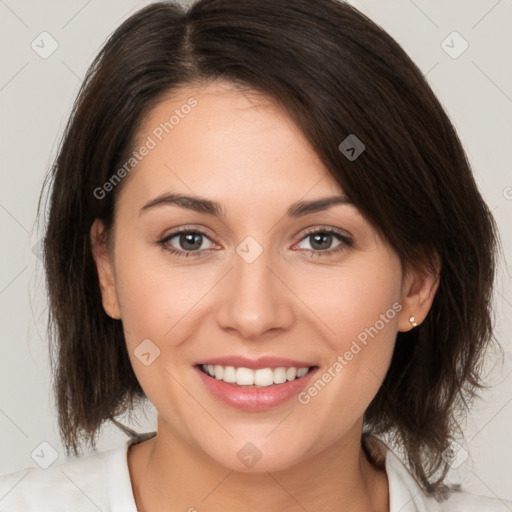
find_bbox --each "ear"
[397,254,441,332]
[90,218,121,319]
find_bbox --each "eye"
[158,226,352,259]
[294,228,352,256]
[158,229,216,258]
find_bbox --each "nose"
[215,245,295,341]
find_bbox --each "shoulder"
[0,438,138,512]
[436,491,511,511]
[365,436,512,512]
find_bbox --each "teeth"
[297,367,309,378]
[222,366,236,383]
[286,367,297,381]
[273,367,287,384]
[236,367,255,385]
[254,368,273,386]
[214,365,224,380]
[201,364,312,386]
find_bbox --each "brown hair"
[39,0,499,499]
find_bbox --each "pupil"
[311,233,331,250]
[181,232,202,250]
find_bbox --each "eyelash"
[158,227,352,259]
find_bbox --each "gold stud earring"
[409,316,418,327]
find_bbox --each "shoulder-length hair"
[40,0,499,499]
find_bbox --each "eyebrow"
[139,192,353,218]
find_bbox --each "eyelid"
[159,224,217,242]
[294,224,351,240]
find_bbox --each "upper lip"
[194,355,316,370]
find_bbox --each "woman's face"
[92,80,428,472]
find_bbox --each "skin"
[91,80,440,512]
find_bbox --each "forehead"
[118,80,344,212]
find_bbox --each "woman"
[0,0,509,510]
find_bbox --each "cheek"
[295,253,402,418]
[302,250,402,350]
[112,240,218,348]
[111,243,202,411]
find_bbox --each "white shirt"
[0,433,509,511]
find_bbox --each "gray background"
[1,0,511,503]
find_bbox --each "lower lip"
[194,366,318,411]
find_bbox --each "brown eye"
[295,229,352,256]
[159,229,215,258]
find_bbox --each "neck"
[128,418,389,512]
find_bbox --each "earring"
[409,316,418,327]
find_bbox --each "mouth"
[196,364,317,388]
[192,355,319,410]
[193,359,319,411]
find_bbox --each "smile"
[199,364,314,387]
[194,362,319,411]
